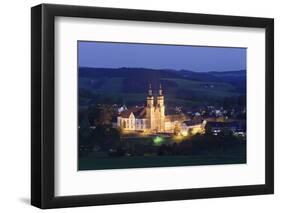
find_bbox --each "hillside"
[79,67,246,108]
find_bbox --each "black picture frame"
[31,3,274,209]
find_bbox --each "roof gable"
[120,107,146,119]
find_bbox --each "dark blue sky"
[78,41,246,72]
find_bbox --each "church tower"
[156,84,165,132]
[146,84,155,130]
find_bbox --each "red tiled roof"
[165,113,189,122]
[120,107,146,119]
[183,119,203,126]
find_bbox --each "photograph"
[30,2,274,209]
[78,41,247,170]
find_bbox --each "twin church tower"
[146,84,165,132]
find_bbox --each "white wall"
[0,0,279,212]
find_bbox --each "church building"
[117,84,165,133]
[116,84,205,135]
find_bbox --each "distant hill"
[209,70,246,76]
[79,67,246,108]
[79,67,245,82]
[208,70,246,93]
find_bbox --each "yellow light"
[181,131,188,136]
[172,135,184,143]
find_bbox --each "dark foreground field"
[78,133,246,170]
[78,149,246,170]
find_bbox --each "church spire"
[158,84,163,96]
[147,83,154,108]
[148,83,153,96]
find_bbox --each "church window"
[122,120,126,129]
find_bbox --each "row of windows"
[119,119,147,125]
[119,119,147,129]
[123,124,146,129]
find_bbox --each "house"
[180,119,207,136]
[205,121,246,136]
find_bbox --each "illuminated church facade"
[117,84,165,132]
[116,84,205,134]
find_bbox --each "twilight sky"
[78,41,246,72]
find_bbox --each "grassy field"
[79,133,246,171]
[79,134,246,170]
[78,153,246,170]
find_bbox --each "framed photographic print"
[31,3,274,209]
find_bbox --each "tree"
[79,114,93,157]
[87,105,114,126]
[91,125,122,152]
